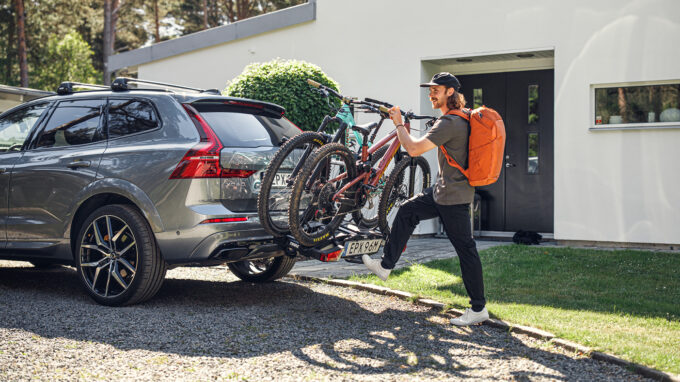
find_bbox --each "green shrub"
[225,59,340,131]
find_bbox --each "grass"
[349,244,680,374]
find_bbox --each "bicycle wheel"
[351,145,390,228]
[258,132,326,236]
[288,143,357,247]
[377,155,431,236]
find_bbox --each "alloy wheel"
[79,215,138,298]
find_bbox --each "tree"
[14,0,28,86]
[0,0,17,86]
[225,59,340,131]
[32,30,100,91]
[168,0,306,36]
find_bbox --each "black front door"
[458,69,554,233]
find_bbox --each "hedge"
[224,59,341,131]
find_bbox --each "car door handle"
[67,160,91,169]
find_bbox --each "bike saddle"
[351,122,378,136]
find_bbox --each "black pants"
[381,187,486,308]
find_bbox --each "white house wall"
[138,0,680,245]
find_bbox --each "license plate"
[272,173,291,188]
[342,238,384,257]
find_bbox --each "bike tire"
[351,145,390,228]
[257,132,326,237]
[377,155,431,236]
[288,143,357,247]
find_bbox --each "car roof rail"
[57,82,109,95]
[111,77,221,95]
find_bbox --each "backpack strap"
[439,109,470,177]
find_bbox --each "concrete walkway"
[290,236,557,278]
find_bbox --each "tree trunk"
[14,0,28,87]
[103,0,120,84]
[617,87,628,123]
[153,0,160,42]
[225,0,235,23]
[203,0,208,29]
[237,0,250,20]
[103,0,112,84]
[5,10,16,85]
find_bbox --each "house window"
[528,85,539,124]
[527,133,539,174]
[473,88,483,109]
[593,82,680,128]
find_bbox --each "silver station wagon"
[0,78,300,306]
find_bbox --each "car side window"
[107,98,159,138]
[35,99,106,149]
[0,103,50,152]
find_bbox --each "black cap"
[420,72,461,91]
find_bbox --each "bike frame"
[330,120,411,201]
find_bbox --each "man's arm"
[389,106,438,157]
[396,125,437,157]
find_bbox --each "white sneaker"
[450,307,489,326]
[362,255,391,281]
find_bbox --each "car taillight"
[319,248,342,262]
[170,104,256,179]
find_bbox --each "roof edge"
[109,0,316,71]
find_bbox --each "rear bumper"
[155,219,284,265]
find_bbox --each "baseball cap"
[420,72,461,91]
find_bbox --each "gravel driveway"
[0,260,651,381]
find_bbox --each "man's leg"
[438,203,486,310]
[380,187,440,269]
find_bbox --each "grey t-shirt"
[424,114,475,205]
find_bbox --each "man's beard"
[431,97,445,109]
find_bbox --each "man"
[362,72,488,326]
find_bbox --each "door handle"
[505,162,516,168]
[67,160,91,169]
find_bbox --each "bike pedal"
[337,198,355,205]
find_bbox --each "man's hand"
[388,106,405,130]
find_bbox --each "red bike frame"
[330,121,410,201]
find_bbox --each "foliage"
[168,0,306,36]
[225,59,341,131]
[350,245,680,374]
[0,0,305,88]
[32,31,100,91]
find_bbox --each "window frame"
[29,97,108,150]
[104,96,163,141]
[0,101,54,152]
[590,79,680,131]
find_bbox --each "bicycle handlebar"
[307,78,355,104]
[307,79,435,123]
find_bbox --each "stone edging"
[287,274,679,382]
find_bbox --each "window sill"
[589,122,680,131]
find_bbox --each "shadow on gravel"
[0,264,620,380]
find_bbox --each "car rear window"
[193,104,300,148]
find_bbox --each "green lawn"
[349,245,680,374]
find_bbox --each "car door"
[7,98,107,249]
[0,102,52,246]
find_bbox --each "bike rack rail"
[275,222,385,263]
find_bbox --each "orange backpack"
[440,107,506,187]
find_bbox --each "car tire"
[227,255,296,283]
[75,204,167,306]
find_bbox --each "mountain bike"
[257,80,390,237]
[287,103,435,247]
